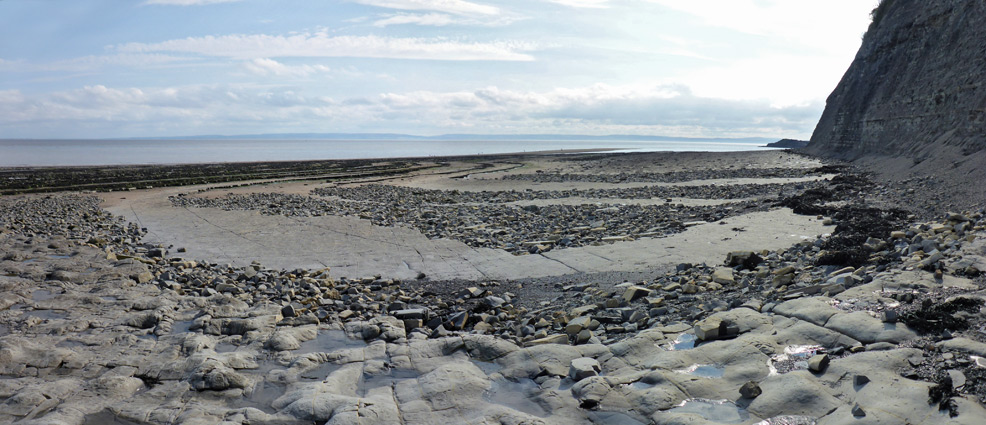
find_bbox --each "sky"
[0,0,878,139]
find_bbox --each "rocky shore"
[497,166,836,184]
[169,180,801,254]
[2,153,986,424]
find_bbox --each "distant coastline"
[0,138,781,167]
[763,138,810,149]
[85,132,777,143]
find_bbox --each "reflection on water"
[484,378,547,417]
[358,369,419,396]
[667,333,698,350]
[585,411,647,424]
[295,330,367,354]
[0,138,777,167]
[756,415,817,425]
[667,399,749,424]
[674,364,725,378]
[32,289,58,301]
[83,410,142,425]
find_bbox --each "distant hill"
[764,139,809,149]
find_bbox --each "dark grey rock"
[739,381,762,399]
[808,354,830,373]
[852,404,866,417]
[854,375,870,387]
[569,357,601,381]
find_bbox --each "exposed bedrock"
[808,0,986,160]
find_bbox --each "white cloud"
[0,54,192,75]
[542,0,610,8]
[370,12,521,27]
[352,0,499,16]
[143,0,241,5]
[373,13,456,27]
[0,82,821,138]
[678,54,854,107]
[242,58,331,77]
[646,0,876,54]
[48,54,190,72]
[116,32,536,61]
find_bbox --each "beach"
[2,150,985,424]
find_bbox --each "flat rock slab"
[773,297,840,326]
[938,337,986,357]
[104,187,829,281]
[825,311,917,344]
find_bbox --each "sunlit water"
[1,138,778,166]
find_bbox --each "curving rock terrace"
[171,188,767,255]
[498,167,835,184]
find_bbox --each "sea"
[0,138,778,167]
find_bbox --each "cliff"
[807,0,986,161]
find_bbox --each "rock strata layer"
[808,0,986,160]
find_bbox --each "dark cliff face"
[807,0,986,160]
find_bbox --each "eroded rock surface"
[3,160,986,424]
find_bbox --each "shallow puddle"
[243,381,286,413]
[23,309,67,320]
[83,410,142,425]
[249,359,288,376]
[48,254,73,259]
[56,339,88,349]
[358,369,419,396]
[784,345,824,358]
[484,378,547,417]
[299,362,343,381]
[666,333,698,350]
[215,342,238,353]
[295,330,367,354]
[756,415,817,425]
[675,364,725,378]
[32,289,58,301]
[769,345,823,375]
[666,399,749,424]
[585,411,647,425]
[471,359,503,375]
[171,320,194,334]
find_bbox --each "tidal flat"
[2,150,986,424]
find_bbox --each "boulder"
[622,286,652,303]
[694,318,722,341]
[808,354,830,373]
[712,268,735,285]
[188,359,248,391]
[739,381,762,399]
[726,251,763,270]
[569,357,601,381]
